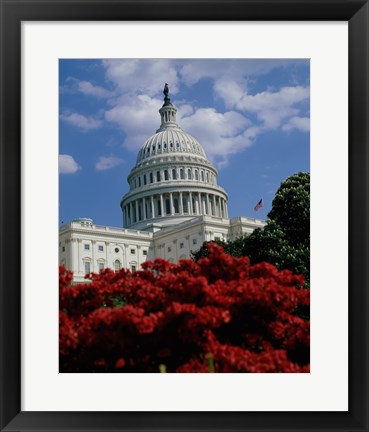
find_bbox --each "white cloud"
[59,154,81,174]
[179,59,294,86]
[76,80,113,99]
[98,60,310,167]
[96,155,124,171]
[102,59,180,97]
[60,112,103,131]
[180,108,251,166]
[105,94,163,151]
[62,77,113,99]
[282,116,310,132]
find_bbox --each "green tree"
[192,172,310,282]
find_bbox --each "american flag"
[254,198,263,211]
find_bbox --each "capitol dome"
[120,85,229,230]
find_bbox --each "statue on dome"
[163,83,169,96]
[162,83,172,106]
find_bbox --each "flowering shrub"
[59,243,310,373]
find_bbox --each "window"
[164,170,169,180]
[157,171,161,182]
[114,260,121,272]
[195,170,199,180]
[84,261,91,274]
[206,172,209,182]
[62,246,65,252]
[174,198,179,213]
[180,242,184,249]
[143,250,148,256]
[98,245,104,252]
[144,174,147,185]
[165,199,171,215]
[157,200,162,216]
[172,169,177,179]
[188,169,192,179]
[180,169,184,179]
[115,247,119,253]
[150,173,153,183]
[201,171,205,181]
[131,249,135,254]
[183,197,188,213]
[192,238,197,245]
[98,262,104,271]
[138,177,141,187]
[84,244,90,250]
[131,265,136,272]
[215,236,221,241]
[168,246,172,253]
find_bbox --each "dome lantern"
[157,83,179,132]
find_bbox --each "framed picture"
[1,0,368,431]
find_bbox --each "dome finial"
[163,83,172,106]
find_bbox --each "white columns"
[179,192,183,214]
[160,194,164,216]
[143,197,147,220]
[91,240,96,272]
[151,195,155,218]
[195,193,200,214]
[77,239,82,273]
[135,201,139,223]
[189,192,193,215]
[206,194,210,215]
[170,192,174,215]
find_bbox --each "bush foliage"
[60,243,310,373]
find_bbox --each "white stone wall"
[59,216,266,283]
[59,221,153,283]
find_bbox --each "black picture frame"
[1,1,368,431]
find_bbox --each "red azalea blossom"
[59,243,310,373]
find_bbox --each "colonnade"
[123,191,228,227]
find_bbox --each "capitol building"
[59,87,265,283]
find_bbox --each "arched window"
[143,174,147,185]
[187,169,192,179]
[114,260,121,272]
[165,199,171,215]
[206,172,209,182]
[138,204,142,221]
[138,177,141,187]
[180,169,185,179]
[84,261,91,275]
[164,170,169,180]
[201,171,205,181]
[157,171,161,182]
[150,172,153,183]
[195,170,199,180]
[172,169,177,179]
[174,198,179,213]
[183,196,188,213]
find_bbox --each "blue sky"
[59,59,310,226]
